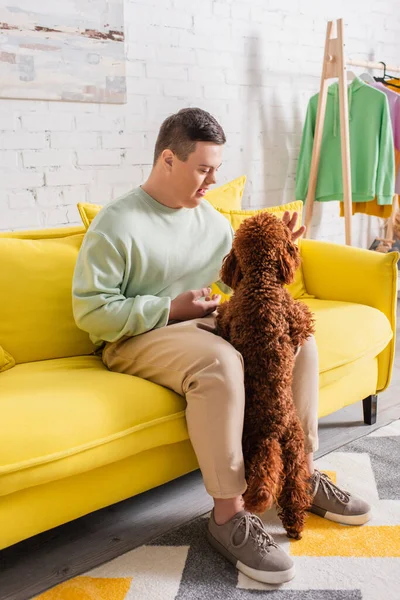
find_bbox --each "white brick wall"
[1,0,400,248]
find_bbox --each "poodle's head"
[220,211,301,290]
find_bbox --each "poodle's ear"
[278,244,299,285]
[220,248,243,290]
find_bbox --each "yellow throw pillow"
[0,234,95,365]
[77,176,247,230]
[0,346,16,373]
[204,175,246,210]
[77,202,103,229]
[213,201,313,300]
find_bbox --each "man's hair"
[153,107,226,166]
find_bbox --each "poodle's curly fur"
[215,211,316,540]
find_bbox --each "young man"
[72,107,371,585]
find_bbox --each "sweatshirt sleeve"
[72,230,171,343]
[376,94,395,205]
[295,97,316,202]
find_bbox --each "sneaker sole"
[309,508,372,525]
[206,530,296,585]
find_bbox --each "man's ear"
[220,248,243,290]
[162,150,174,169]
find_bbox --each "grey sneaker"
[207,509,295,585]
[308,470,371,525]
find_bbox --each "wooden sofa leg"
[362,394,378,425]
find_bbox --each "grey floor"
[0,302,399,600]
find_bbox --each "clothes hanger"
[346,69,357,83]
[374,61,400,89]
[359,72,375,84]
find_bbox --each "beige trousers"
[101,311,319,499]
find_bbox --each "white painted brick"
[196,50,234,68]
[193,15,231,38]
[188,66,225,84]
[126,60,146,78]
[51,133,98,149]
[125,114,154,133]
[231,2,251,20]
[21,113,74,132]
[96,165,143,185]
[75,114,124,132]
[2,172,44,189]
[0,190,9,209]
[213,2,230,17]
[152,9,192,28]
[77,150,122,166]
[0,133,48,150]
[124,147,153,164]
[0,151,18,168]
[176,30,210,51]
[163,81,203,97]
[48,101,100,114]
[99,97,144,120]
[172,0,212,13]
[86,183,113,205]
[126,77,162,96]
[8,190,36,209]
[45,169,94,187]
[1,209,44,231]
[36,187,64,208]
[22,150,73,168]
[0,114,18,130]
[155,46,197,64]
[204,84,239,101]
[62,185,88,206]
[102,132,145,148]
[126,42,156,61]
[42,207,69,226]
[146,63,188,80]
[66,205,82,224]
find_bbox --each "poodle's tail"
[242,437,284,514]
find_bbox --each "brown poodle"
[215,211,316,540]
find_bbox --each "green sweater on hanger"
[295,76,395,205]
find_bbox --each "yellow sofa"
[0,210,398,551]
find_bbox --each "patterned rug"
[34,420,400,600]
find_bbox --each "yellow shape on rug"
[291,470,400,558]
[35,576,132,599]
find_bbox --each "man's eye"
[200,169,209,173]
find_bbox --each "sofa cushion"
[0,355,188,497]
[302,298,393,374]
[0,234,95,365]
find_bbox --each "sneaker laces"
[230,513,278,553]
[315,470,350,505]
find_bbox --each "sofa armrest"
[300,239,399,392]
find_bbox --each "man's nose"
[206,172,217,185]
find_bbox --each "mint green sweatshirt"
[295,76,395,205]
[72,186,234,349]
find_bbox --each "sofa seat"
[302,298,393,381]
[0,356,188,497]
[0,299,392,500]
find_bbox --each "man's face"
[163,141,223,208]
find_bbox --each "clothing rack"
[304,19,400,246]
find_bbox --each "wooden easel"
[304,19,400,247]
[304,19,353,245]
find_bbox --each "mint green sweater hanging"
[295,76,395,205]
